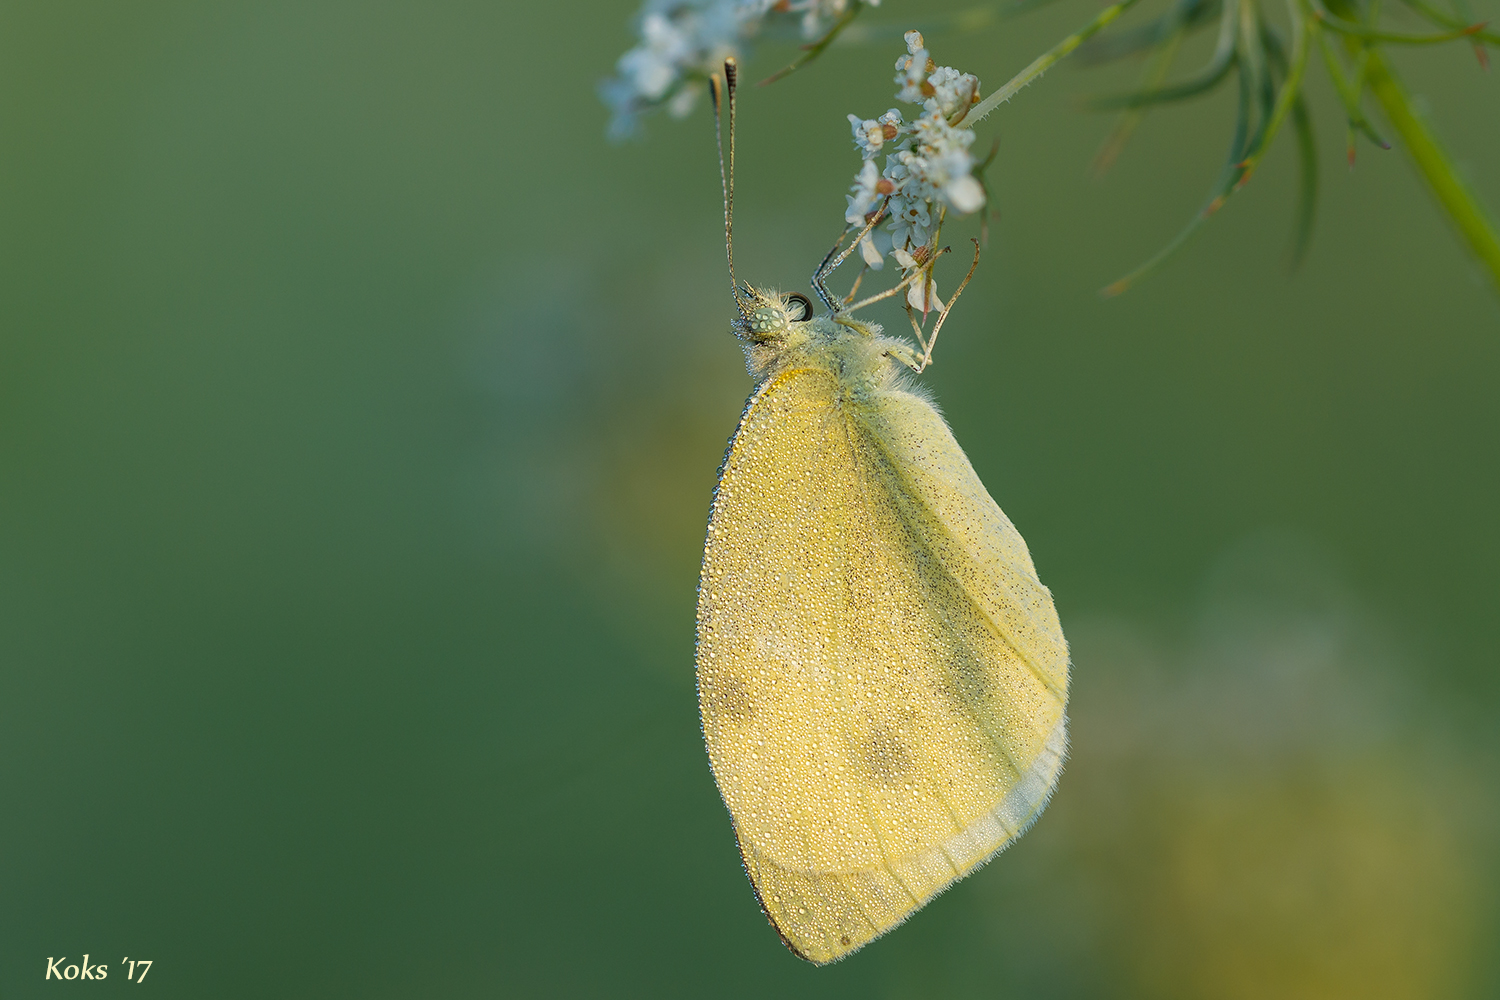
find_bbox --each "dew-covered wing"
[696,370,1068,964]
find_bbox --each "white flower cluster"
[601,0,874,138]
[843,31,984,305]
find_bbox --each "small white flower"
[907,272,941,313]
[891,248,941,312]
[847,108,903,159]
[904,111,984,214]
[848,115,884,159]
[945,174,985,213]
[881,154,910,203]
[887,188,932,251]
[909,107,975,156]
[859,232,885,268]
[924,65,980,119]
[845,159,883,224]
[894,31,931,104]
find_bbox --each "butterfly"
[695,59,1070,965]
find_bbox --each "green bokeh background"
[3,1,1497,996]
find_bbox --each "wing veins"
[838,409,1020,839]
[839,417,1033,787]
[853,411,1066,702]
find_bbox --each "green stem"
[1361,47,1500,296]
[963,0,1148,125]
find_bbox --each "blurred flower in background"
[601,0,879,137]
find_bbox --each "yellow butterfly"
[696,60,1070,965]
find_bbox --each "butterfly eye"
[786,293,813,322]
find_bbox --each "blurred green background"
[3,0,1497,996]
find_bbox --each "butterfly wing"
[697,367,1069,964]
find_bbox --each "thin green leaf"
[1313,23,1392,155]
[1307,0,1489,44]
[1237,0,1275,152]
[1289,95,1319,267]
[1093,25,1188,174]
[1076,0,1217,65]
[1087,0,1238,109]
[1393,0,1500,45]
[1259,13,1320,264]
[1102,61,1252,296]
[1445,0,1494,63]
[1236,0,1311,188]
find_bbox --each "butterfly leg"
[811,223,854,312]
[883,341,925,372]
[911,239,982,372]
[812,202,890,312]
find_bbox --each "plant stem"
[964,0,1147,125]
[1361,48,1500,296]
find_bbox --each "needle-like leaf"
[1308,0,1490,45]
[1289,95,1319,266]
[1102,63,1253,295]
[1076,0,1217,64]
[1087,0,1239,108]
[1236,0,1311,188]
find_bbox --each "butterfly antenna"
[711,59,748,315]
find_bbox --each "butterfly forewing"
[697,365,1069,964]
